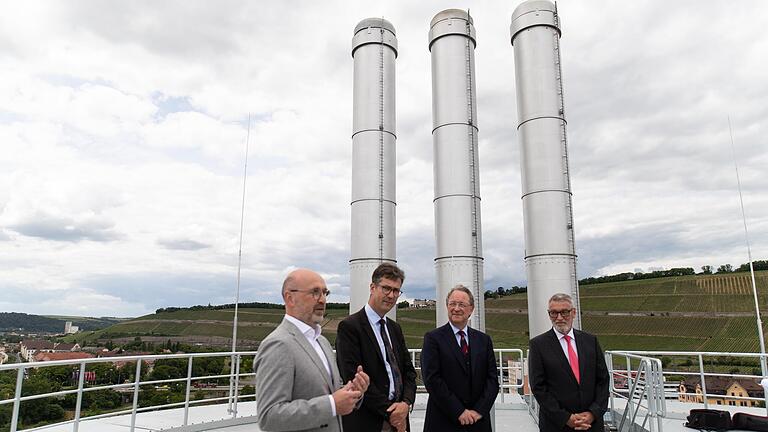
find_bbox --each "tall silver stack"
[429,10,485,331]
[350,19,398,318]
[510,0,581,337]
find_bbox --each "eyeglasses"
[447,302,471,309]
[548,309,573,318]
[289,288,330,300]
[377,284,402,297]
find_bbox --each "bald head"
[282,268,328,326]
[282,268,321,296]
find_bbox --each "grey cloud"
[80,272,284,312]
[7,212,120,242]
[157,238,210,251]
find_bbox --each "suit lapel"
[319,336,341,389]
[283,319,333,392]
[444,324,469,373]
[548,329,578,385]
[574,330,588,385]
[468,327,482,376]
[359,309,387,366]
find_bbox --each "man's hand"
[576,411,595,427]
[467,409,483,422]
[458,409,475,425]
[332,387,361,416]
[458,409,483,425]
[567,412,595,430]
[387,401,409,432]
[347,365,370,393]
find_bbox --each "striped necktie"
[379,319,403,400]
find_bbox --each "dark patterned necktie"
[458,330,469,356]
[379,318,403,400]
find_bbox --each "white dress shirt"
[285,314,336,415]
[448,322,470,349]
[364,304,397,400]
[553,327,579,360]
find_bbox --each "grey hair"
[548,293,574,306]
[446,284,475,306]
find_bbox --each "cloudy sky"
[1,1,766,318]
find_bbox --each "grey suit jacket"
[255,317,344,432]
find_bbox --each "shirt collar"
[285,314,321,340]
[449,321,468,335]
[553,327,575,341]
[364,303,386,325]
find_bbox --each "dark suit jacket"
[336,308,417,431]
[528,329,609,432]
[421,323,499,432]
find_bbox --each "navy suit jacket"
[335,308,417,431]
[528,329,609,432]
[421,323,499,432]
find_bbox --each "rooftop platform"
[33,394,539,432]
[32,395,768,432]
[8,349,767,432]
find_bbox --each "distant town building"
[679,377,764,407]
[33,351,94,362]
[20,340,81,361]
[20,339,56,361]
[64,321,79,334]
[411,299,436,309]
[54,343,81,352]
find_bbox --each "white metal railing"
[612,351,768,411]
[607,350,768,432]
[0,348,524,432]
[607,352,666,432]
[0,351,259,432]
[407,348,525,399]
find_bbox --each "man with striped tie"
[528,293,610,432]
[336,263,417,432]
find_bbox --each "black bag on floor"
[733,413,768,432]
[685,409,733,431]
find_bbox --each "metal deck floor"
[33,395,767,432]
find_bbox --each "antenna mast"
[728,116,766,377]
[228,113,251,415]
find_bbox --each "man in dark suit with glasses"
[421,285,499,431]
[336,263,417,432]
[528,293,609,432]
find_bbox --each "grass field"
[70,271,768,352]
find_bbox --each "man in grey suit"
[255,268,370,432]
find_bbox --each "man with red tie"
[421,285,499,431]
[528,293,609,432]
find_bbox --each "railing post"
[227,353,235,413]
[73,362,87,432]
[497,350,503,402]
[183,355,194,426]
[697,354,708,409]
[130,360,143,431]
[10,366,24,432]
[654,359,665,432]
[232,354,241,418]
[762,353,768,416]
[606,352,615,427]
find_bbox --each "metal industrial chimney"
[350,18,398,318]
[510,0,581,338]
[429,10,486,331]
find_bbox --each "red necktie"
[458,330,469,356]
[563,335,580,384]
